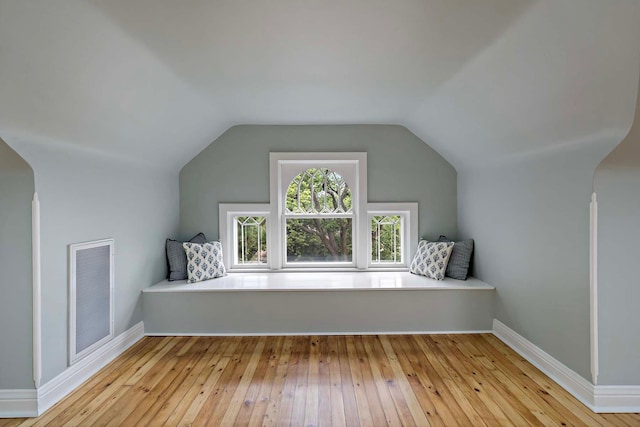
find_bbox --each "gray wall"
[5,139,179,384]
[143,289,494,335]
[180,125,457,241]
[457,141,616,381]
[594,83,640,385]
[0,138,34,389]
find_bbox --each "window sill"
[143,271,495,293]
[228,267,409,273]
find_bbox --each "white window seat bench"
[144,271,495,293]
[142,271,495,336]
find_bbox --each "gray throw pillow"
[409,240,455,281]
[438,235,474,280]
[166,232,207,281]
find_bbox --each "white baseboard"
[6,320,638,418]
[593,386,640,413]
[0,389,38,418]
[145,329,493,337]
[493,319,640,413]
[37,321,144,415]
[492,319,594,408]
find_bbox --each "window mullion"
[284,213,354,219]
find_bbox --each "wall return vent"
[68,238,114,365]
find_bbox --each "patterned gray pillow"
[183,241,226,283]
[166,232,207,281]
[409,240,455,280]
[438,235,474,280]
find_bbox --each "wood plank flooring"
[1,334,638,426]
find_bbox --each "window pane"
[371,215,402,264]
[286,218,352,263]
[286,168,352,214]
[235,216,267,265]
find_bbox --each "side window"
[219,204,270,270]
[370,214,403,264]
[234,216,268,266]
[367,203,418,268]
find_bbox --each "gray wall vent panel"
[69,239,114,364]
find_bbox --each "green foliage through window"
[285,168,353,263]
[286,168,352,214]
[286,218,353,262]
[235,216,267,264]
[371,215,402,264]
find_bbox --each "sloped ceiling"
[1,0,639,170]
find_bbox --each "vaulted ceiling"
[1,0,639,170]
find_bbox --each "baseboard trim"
[145,329,493,337]
[37,321,144,415]
[493,319,595,409]
[593,385,640,413]
[493,319,640,413]
[7,320,638,418]
[0,389,38,418]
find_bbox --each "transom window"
[220,152,417,271]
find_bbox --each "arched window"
[220,152,418,271]
[284,168,354,264]
[285,168,352,214]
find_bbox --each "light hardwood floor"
[1,334,638,426]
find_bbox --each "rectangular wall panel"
[69,239,114,364]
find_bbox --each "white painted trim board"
[146,329,494,337]
[32,192,41,388]
[0,390,38,418]
[589,191,599,385]
[37,321,144,416]
[1,321,144,419]
[593,386,640,413]
[493,319,640,413]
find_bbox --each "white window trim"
[367,202,418,269]
[219,203,272,271]
[220,154,417,273]
[281,167,356,269]
[270,152,368,269]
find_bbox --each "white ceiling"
[1,0,639,170]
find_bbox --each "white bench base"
[142,272,495,335]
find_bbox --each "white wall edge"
[589,191,599,385]
[145,329,494,337]
[493,319,640,413]
[0,389,38,418]
[492,319,596,409]
[37,321,144,416]
[32,192,42,388]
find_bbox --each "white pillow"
[409,240,455,280]
[182,241,226,283]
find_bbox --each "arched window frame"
[270,152,368,269]
[282,167,356,267]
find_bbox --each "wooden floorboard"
[3,334,639,426]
